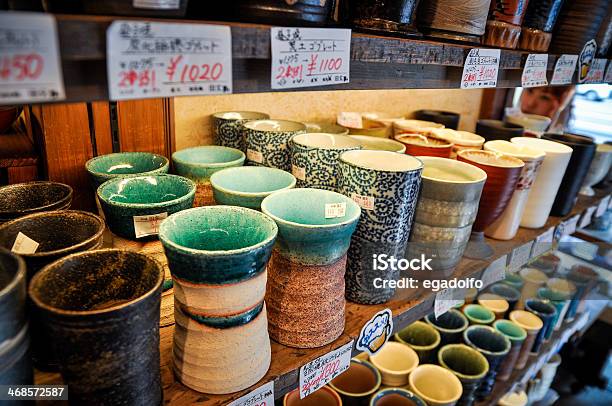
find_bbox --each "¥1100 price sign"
[107,21,232,100]
[270,27,351,90]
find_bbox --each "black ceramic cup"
[476,120,524,141]
[425,309,469,345]
[348,0,422,37]
[489,282,521,314]
[29,249,164,405]
[438,344,489,406]
[414,110,460,129]
[0,181,73,224]
[525,298,557,352]
[542,133,596,217]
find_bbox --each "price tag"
[351,193,375,210]
[0,12,65,103]
[579,206,597,229]
[460,48,501,89]
[509,240,534,272]
[556,214,580,239]
[596,195,611,217]
[434,288,463,318]
[481,255,507,288]
[107,21,232,101]
[533,226,555,258]
[247,149,264,164]
[11,232,39,254]
[133,0,180,9]
[605,61,612,83]
[133,212,168,238]
[292,164,306,181]
[325,202,346,219]
[521,54,549,88]
[228,381,274,406]
[337,112,362,129]
[584,58,607,83]
[270,27,351,90]
[299,340,353,399]
[551,55,578,85]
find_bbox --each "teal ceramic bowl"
[463,304,496,325]
[261,188,361,265]
[97,174,196,240]
[172,146,245,183]
[210,167,296,210]
[86,152,169,188]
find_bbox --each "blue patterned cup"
[244,120,306,171]
[337,150,423,304]
[290,133,361,191]
[212,111,269,152]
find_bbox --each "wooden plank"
[90,101,114,155]
[116,98,169,156]
[7,166,38,184]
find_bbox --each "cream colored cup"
[478,293,509,319]
[517,268,548,309]
[349,135,406,153]
[430,128,485,158]
[369,341,419,386]
[505,113,551,134]
[408,364,463,406]
[509,310,543,369]
[393,119,445,136]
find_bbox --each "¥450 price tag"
[299,340,353,399]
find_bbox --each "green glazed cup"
[463,304,496,325]
[493,320,527,381]
[438,344,489,406]
[394,321,441,364]
[501,272,524,291]
[86,152,169,188]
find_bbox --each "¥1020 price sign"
[107,21,232,100]
[270,27,351,90]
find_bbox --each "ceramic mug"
[393,119,445,136]
[349,135,406,153]
[330,359,381,405]
[517,267,548,309]
[438,344,489,406]
[394,321,441,364]
[493,320,527,381]
[0,181,73,224]
[408,364,464,406]
[370,341,419,387]
[85,152,170,189]
[395,134,453,158]
[431,129,486,158]
[476,120,524,141]
[537,287,571,331]
[425,309,469,346]
[477,293,509,320]
[463,304,496,325]
[284,385,342,406]
[580,143,612,196]
[509,310,543,369]
[505,113,551,136]
[524,298,557,351]
[370,388,428,406]
[489,283,521,314]
[243,119,307,171]
[414,110,460,130]
[212,111,269,152]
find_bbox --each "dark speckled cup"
[525,298,557,349]
[438,344,489,406]
[0,181,73,223]
[425,309,469,346]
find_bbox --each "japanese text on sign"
[107,21,232,100]
[0,12,65,104]
[133,212,168,238]
[435,288,463,318]
[228,381,274,406]
[521,54,548,88]
[551,55,578,85]
[509,240,534,272]
[270,27,351,90]
[481,255,507,288]
[584,58,606,84]
[461,48,501,89]
[299,340,353,399]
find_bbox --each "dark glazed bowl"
[414,110,460,129]
[0,182,73,223]
[476,120,524,141]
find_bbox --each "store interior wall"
[173,88,484,149]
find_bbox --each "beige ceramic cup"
[369,341,419,386]
[430,128,485,158]
[408,364,463,406]
[517,268,548,309]
[509,310,543,369]
[478,293,509,319]
[393,119,445,136]
[349,135,406,153]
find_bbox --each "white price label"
[351,193,375,210]
[434,288,463,318]
[551,55,578,85]
[133,212,168,238]
[325,202,346,219]
[133,0,180,9]
[584,58,607,83]
[509,240,534,272]
[107,21,232,101]
[247,149,264,164]
[558,214,580,237]
[271,27,351,90]
[0,12,65,103]
[337,112,362,129]
[605,61,612,83]
[461,48,501,89]
[299,340,353,399]
[292,164,306,181]
[533,226,555,258]
[521,54,549,88]
[228,381,274,406]
[579,206,597,229]
[596,195,610,217]
[11,232,39,254]
[481,255,507,288]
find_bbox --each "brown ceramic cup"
[394,134,453,158]
[284,385,342,406]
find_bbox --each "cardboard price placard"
[481,255,507,288]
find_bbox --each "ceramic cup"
[172,146,245,207]
[505,113,551,136]
[97,174,196,240]
[340,115,392,138]
[541,133,596,216]
[370,341,419,387]
[0,181,73,223]
[493,320,527,381]
[85,152,169,188]
[483,140,545,240]
[580,143,612,196]
[476,120,524,141]
[408,364,463,406]
[438,344,489,406]
[330,359,381,405]
[159,206,278,394]
[212,111,270,152]
[546,278,575,323]
[244,119,307,171]
[529,252,560,276]
[510,137,572,228]
[430,129,485,158]
[566,265,599,319]
[477,294,509,320]
[502,272,524,291]
[524,298,557,350]
[393,119,445,137]
[498,390,528,406]
[291,133,362,190]
[338,150,422,304]
[463,304,496,325]
[394,321,441,364]
[370,388,428,406]
[509,310,543,369]
[349,135,406,153]
[537,287,571,331]
[395,134,453,158]
[305,121,350,135]
[517,267,548,309]
[425,309,469,346]
[414,110,460,130]
[464,288,479,305]
[29,249,163,405]
[210,166,296,210]
[489,283,521,314]
[284,386,342,406]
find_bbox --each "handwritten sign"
[11,232,39,254]
[229,381,274,406]
[584,58,607,83]
[596,195,611,217]
[533,226,555,258]
[551,55,578,85]
[481,255,507,288]
[435,288,463,318]
[291,164,306,181]
[461,48,501,89]
[133,212,168,238]
[356,309,393,355]
[521,54,548,88]
[270,27,350,90]
[0,12,65,103]
[605,61,612,83]
[509,240,534,272]
[579,206,597,229]
[107,21,232,100]
[299,340,353,399]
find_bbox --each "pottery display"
[425,309,469,345]
[329,359,381,405]
[393,119,445,137]
[549,0,611,54]
[243,119,307,171]
[517,267,548,309]
[509,310,543,368]
[284,385,342,405]
[414,110,460,130]
[431,129,486,158]
[463,304,496,325]
[172,146,245,207]
[417,0,492,43]
[502,273,524,291]
[580,143,612,196]
[348,0,422,37]
[339,116,393,138]
[291,133,362,190]
[542,133,596,217]
[520,0,566,51]
[85,152,170,188]
[510,137,572,228]
[212,111,269,151]
[349,135,406,153]
[395,134,453,158]
[338,150,422,304]
[493,320,527,381]
[407,157,486,275]
[484,140,545,241]
[477,294,509,320]
[394,320,441,364]
[524,298,557,350]
[438,344,489,406]
[159,206,277,393]
[29,249,163,405]
[409,364,464,406]
[370,387,428,406]
[484,0,530,49]
[505,113,551,136]
[0,181,73,223]
[97,174,196,240]
[370,341,419,386]
[305,121,350,135]
[210,166,296,210]
[537,287,571,331]
[489,283,521,314]
[476,120,524,142]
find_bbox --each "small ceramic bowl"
[86,152,169,188]
[431,128,486,158]
[97,174,196,240]
[349,135,406,153]
[408,364,463,406]
[437,343,489,385]
[370,341,419,386]
[414,110,460,129]
[370,387,427,406]
[340,115,392,138]
[425,309,469,345]
[463,304,496,325]
[330,359,381,403]
[305,121,350,135]
[393,119,445,136]
[210,166,296,209]
[0,181,73,223]
[395,133,453,158]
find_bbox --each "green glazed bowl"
[172,146,245,183]
[86,152,169,188]
[463,304,496,325]
[210,166,296,210]
[97,174,196,240]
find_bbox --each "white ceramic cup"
[517,268,548,309]
[580,143,612,196]
[369,341,419,386]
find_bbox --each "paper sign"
[133,0,180,9]
[557,214,580,238]
[229,381,274,406]
[133,212,168,238]
[578,39,597,83]
[481,255,507,288]
[0,12,65,104]
[270,27,351,90]
[247,149,264,164]
[107,21,232,100]
[351,193,375,210]
[325,202,346,219]
[579,206,597,229]
[605,61,612,83]
[585,58,607,83]
[596,195,611,217]
[533,226,555,258]
[292,164,306,181]
[521,54,548,88]
[435,288,463,318]
[551,55,578,85]
[299,340,353,399]
[509,240,534,272]
[461,48,501,89]
[337,112,362,129]
[11,232,39,254]
[356,309,393,355]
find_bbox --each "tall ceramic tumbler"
[244,120,307,171]
[493,320,527,381]
[580,143,612,196]
[160,206,278,394]
[212,111,270,152]
[261,188,361,348]
[338,150,423,304]
[509,310,543,369]
[483,0,530,49]
[438,344,489,406]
